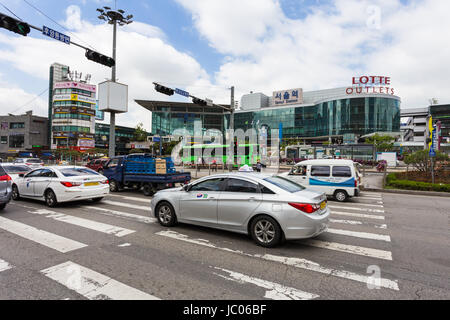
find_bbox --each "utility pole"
[229,86,235,171]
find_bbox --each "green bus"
[181,143,260,167]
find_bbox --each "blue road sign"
[175,88,189,97]
[42,25,70,44]
[429,149,436,157]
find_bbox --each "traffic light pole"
[109,20,117,158]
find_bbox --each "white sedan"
[11,166,109,207]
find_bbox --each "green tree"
[129,148,144,154]
[133,122,148,142]
[365,134,396,152]
[404,150,448,172]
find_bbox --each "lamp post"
[96,6,133,158]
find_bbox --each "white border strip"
[0,258,13,272]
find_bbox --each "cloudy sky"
[0,0,448,131]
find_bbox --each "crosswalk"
[0,191,398,299]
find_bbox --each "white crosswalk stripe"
[81,205,156,224]
[107,194,151,204]
[101,200,150,212]
[329,205,385,213]
[156,230,399,290]
[327,228,391,242]
[0,216,87,253]
[41,261,160,300]
[19,207,135,237]
[212,266,319,300]
[0,258,13,272]
[331,210,385,220]
[329,218,387,229]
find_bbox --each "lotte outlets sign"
[346,76,395,95]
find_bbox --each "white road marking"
[41,261,160,300]
[333,203,384,208]
[156,230,399,291]
[0,258,13,272]
[107,194,151,204]
[212,267,319,300]
[81,205,156,224]
[0,216,87,253]
[329,218,387,229]
[25,208,135,237]
[101,200,150,212]
[118,243,131,247]
[326,228,391,242]
[331,211,385,220]
[301,239,392,260]
[329,205,385,213]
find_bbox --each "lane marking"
[156,230,399,291]
[212,266,319,300]
[326,228,391,242]
[81,205,156,224]
[329,205,385,213]
[0,258,13,272]
[0,216,87,253]
[118,243,131,247]
[101,200,150,212]
[23,208,135,237]
[329,218,387,229]
[107,194,151,204]
[301,239,392,260]
[331,211,385,220]
[41,261,160,300]
[331,203,384,208]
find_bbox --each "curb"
[361,187,450,197]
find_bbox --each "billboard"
[53,81,96,92]
[98,81,128,113]
[95,101,104,121]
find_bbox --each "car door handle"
[249,196,256,201]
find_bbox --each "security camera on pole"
[96,6,133,157]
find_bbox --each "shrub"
[386,174,450,193]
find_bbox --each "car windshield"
[264,176,305,193]
[26,159,42,163]
[2,165,31,173]
[59,167,99,177]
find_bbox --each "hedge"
[386,173,450,193]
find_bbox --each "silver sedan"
[150,173,330,247]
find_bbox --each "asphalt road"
[0,189,449,300]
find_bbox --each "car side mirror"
[19,173,24,178]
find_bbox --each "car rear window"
[26,159,42,163]
[59,168,99,177]
[332,166,352,177]
[311,166,330,177]
[2,165,30,173]
[264,176,305,193]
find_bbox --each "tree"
[133,122,148,142]
[365,134,395,152]
[129,148,144,154]
[404,150,448,172]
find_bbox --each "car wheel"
[92,197,103,202]
[0,203,6,211]
[156,202,177,227]
[334,190,348,202]
[12,185,20,200]
[109,180,119,192]
[45,190,58,207]
[143,184,156,196]
[250,215,282,248]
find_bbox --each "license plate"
[320,201,327,210]
[84,182,99,186]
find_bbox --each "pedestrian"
[197,157,202,171]
[256,160,262,172]
[211,159,217,172]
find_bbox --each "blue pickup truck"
[103,154,191,196]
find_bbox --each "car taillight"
[60,181,82,187]
[355,178,358,187]
[101,180,109,184]
[288,202,320,214]
[0,175,12,181]
[26,163,32,166]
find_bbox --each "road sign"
[175,88,189,97]
[42,25,70,44]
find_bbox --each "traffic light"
[154,84,174,96]
[192,97,207,106]
[0,13,30,36]
[85,49,115,67]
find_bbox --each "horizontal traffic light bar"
[0,13,30,36]
[154,83,174,96]
[85,49,115,67]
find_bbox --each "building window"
[10,122,25,129]
[9,135,24,148]
[1,136,7,144]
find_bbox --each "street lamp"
[96,6,133,158]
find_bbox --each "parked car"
[0,165,12,211]
[86,158,109,174]
[14,158,44,169]
[151,173,329,247]
[279,159,361,202]
[0,163,32,183]
[11,166,109,207]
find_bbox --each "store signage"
[53,94,96,104]
[273,88,303,106]
[346,76,395,95]
[54,81,96,92]
[54,106,95,116]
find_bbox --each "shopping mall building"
[136,77,401,146]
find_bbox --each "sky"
[0,0,449,131]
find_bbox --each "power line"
[10,87,48,114]
[0,2,22,20]
[21,0,98,51]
